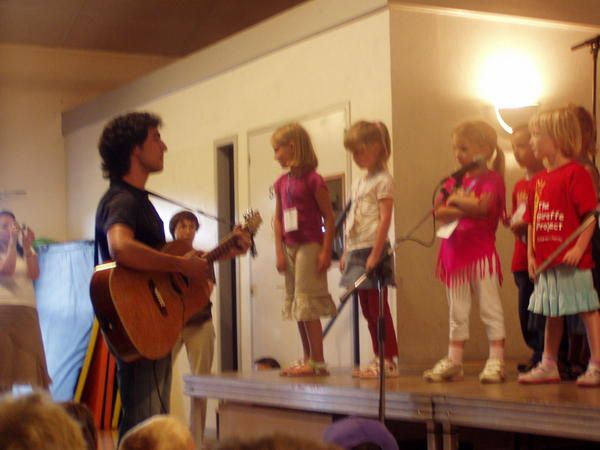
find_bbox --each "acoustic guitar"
[90,210,262,362]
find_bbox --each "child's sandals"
[280,359,305,376]
[280,359,329,377]
[353,358,399,379]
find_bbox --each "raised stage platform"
[184,365,600,450]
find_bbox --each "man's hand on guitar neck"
[221,225,252,260]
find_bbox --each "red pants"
[358,288,399,359]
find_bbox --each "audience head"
[60,401,98,450]
[118,414,194,450]
[99,111,163,180]
[253,357,281,371]
[0,209,24,256]
[169,210,200,241]
[271,122,318,171]
[323,417,399,450]
[0,392,86,450]
[529,106,582,159]
[344,120,391,171]
[214,433,342,450]
[452,120,504,176]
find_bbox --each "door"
[247,105,359,369]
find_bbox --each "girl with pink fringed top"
[423,120,507,384]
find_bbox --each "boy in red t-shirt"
[509,125,545,372]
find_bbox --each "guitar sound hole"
[170,274,189,297]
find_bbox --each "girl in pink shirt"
[518,106,600,386]
[423,120,507,383]
[272,123,336,377]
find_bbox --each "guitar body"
[90,240,210,362]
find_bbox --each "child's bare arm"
[274,195,286,273]
[315,186,334,272]
[366,198,393,272]
[434,205,464,223]
[447,191,492,217]
[563,216,596,266]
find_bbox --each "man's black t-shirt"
[95,179,165,261]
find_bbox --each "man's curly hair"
[98,112,162,180]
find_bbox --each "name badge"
[283,208,298,232]
[436,219,458,239]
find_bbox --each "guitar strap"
[93,228,100,266]
[146,190,232,227]
[92,190,257,264]
[146,190,257,257]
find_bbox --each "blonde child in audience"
[118,415,194,450]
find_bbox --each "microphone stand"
[324,205,435,423]
[534,213,597,277]
[324,177,456,423]
[572,34,600,162]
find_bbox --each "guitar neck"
[204,233,242,263]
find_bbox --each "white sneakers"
[423,357,464,382]
[479,359,506,383]
[423,357,505,383]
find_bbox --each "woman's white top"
[0,255,36,307]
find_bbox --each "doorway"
[216,141,238,371]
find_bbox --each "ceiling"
[0,0,307,57]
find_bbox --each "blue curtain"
[36,241,95,401]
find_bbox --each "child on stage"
[518,106,600,386]
[340,120,399,378]
[272,122,336,377]
[424,120,507,383]
[509,125,546,373]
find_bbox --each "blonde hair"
[118,414,195,450]
[119,415,194,450]
[0,392,86,450]
[453,120,505,177]
[344,120,392,170]
[529,106,582,158]
[271,122,318,170]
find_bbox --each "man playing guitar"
[95,112,250,439]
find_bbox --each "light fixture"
[494,104,539,134]
[478,50,541,134]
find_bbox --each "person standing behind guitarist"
[168,211,215,448]
[95,112,250,440]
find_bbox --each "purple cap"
[322,417,399,450]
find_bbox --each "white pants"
[447,272,505,341]
[172,319,215,448]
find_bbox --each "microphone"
[440,155,486,186]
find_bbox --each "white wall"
[389,4,600,363]
[0,44,172,240]
[64,5,392,429]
